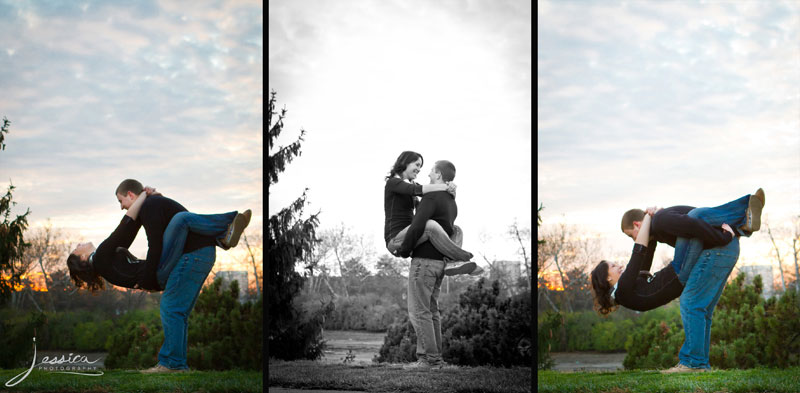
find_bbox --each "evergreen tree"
[267,90,328,360]
[0,117,31,305]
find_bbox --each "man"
[114,179,250,373]
[396,160,463,369]
[620,189,764,373]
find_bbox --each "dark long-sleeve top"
[136,195,216,290]
[91,215,143,289]
[384,177,423,243]
[650,206,733,248]
[614,241,684,312]
[397,190,457,260]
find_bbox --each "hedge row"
[0,278,262,370]
[376,278,532,367]
[624,273,800,370]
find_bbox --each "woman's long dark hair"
[590,260,619,316]
[385,151,423,180]
[67,254,105,293]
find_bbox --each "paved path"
[269,389,365,393]
[550,352,626,372]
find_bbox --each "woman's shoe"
[740,188,765,232]
[222,209,252,248]
[444,261,477,276]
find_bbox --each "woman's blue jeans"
[678,237,740,369]
[156,211,237,287]
[670,195,751,285]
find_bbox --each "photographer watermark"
[5,335,104,387]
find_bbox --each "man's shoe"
[740,188,765,233]
[140,364,188,374]
[403,359,434,370]
[221,209,251,248]
[444,261,478,276]
[215,238,231,251]
[660,363,705,374]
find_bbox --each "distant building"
[491,260,522,285]
[738,265,774,299]
[215,270,249,300]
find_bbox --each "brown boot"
[740,188,765,232]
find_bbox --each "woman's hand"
[144,186,162,196]
[721,223,734,237]
[446,182,457,197]
[645,206,661,217]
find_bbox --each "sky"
[538,1,800,278]
[0,0,263,272]
[268,0,533,270]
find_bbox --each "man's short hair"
[116,179,143,197]
[434,160,455,182]
[621,209,645,232]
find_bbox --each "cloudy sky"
[0,1,263,270]
[269,0,532,268]
[538,1,800,273]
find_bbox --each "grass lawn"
[0,368,262,393]
[269,360,532,393]
[538,368,800,393]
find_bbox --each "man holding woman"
[590,188,765,372]
[67,179,251,373]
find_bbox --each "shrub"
[0,310,46,368]
[377,278,532,367]
[375,318,417,363]
[187,279,262,370]
[322,293,406,332]
[622,273,800,370]
[104,308,162,369]
[105,279,264,370]
[537,311,561,370]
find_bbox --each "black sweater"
[136,196,215,290]
[651,206,733,249]
[614,242,683,312]
[91,216,142,289]
[384,177,422,243]
[397,190,457,260]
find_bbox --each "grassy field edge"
[0,368,262,393]
[538,367,800,393]
[269,360,533,393]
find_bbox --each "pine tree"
[267,91,327,359]
[0,117,31,305]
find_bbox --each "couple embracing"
[66,179,251,373]
[383,151,484,369]
[590,188,765,372]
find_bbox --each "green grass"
[269,360,532,393]
[0,368,262,393]
[538,368,800,393]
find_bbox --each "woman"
[383,151,481,276]
[67,187,250,292]
[590,207,736,315]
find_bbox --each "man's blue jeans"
[678,237,740,369]
[156,211,236,287]
[670,195,751,285]
[157,246,216,370]
[407,257,445,363]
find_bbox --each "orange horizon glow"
[1,272,49,292]
[538,269,565,291]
